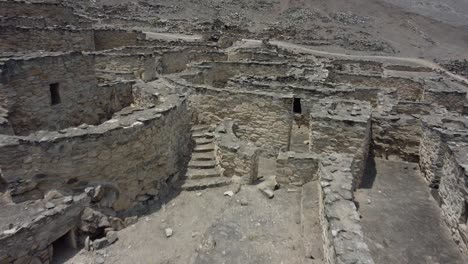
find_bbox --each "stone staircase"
[180,125,231,191]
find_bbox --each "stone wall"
[318,154,375,264]
[327,73,424,102]
[0,1,80,27]
[188,61,323,87]
[0,16,47,27]
[0,26,95,52]
[439,142,468,253]
[94,29,146,51]
[0,194,89,264]
[371,113,422,162]
[0,97,192,211]
[213,120,260,183]
[422,88,466,114]
[167,77,293,155]
[0,52,133,135]
[309,99,372,184]
[276,151,320,186]
[186,85,293,156]
[94,53,157,82]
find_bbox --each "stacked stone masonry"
[1,3,468,263]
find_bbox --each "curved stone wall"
[0,96,192,211]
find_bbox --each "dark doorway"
[49,83,61,105]
[51,230,78,263]
[293,98,302,114]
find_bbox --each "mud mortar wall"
[0,53,127,135]
[0,99,192,211]
[0,1,79,26]
[189,88,293,156]
[0,26,95,52]
[94,29,146,51]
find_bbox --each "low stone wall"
[276,151,320,186]
[189,61,323,87]
[309,99,372,185]
[318,154,374,264]
[0,97,192,211]
[94,53,157,81]
[94,29,146,51]
[0,26,95,52]
[213,120,260,183]
[439,142,468,253]
[0,194,90,264]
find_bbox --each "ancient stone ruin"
[1,1,468,264]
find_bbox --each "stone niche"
[0,52,133,135]
[309,99,372,185]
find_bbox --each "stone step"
[191,125,210,132]
[179,177,231,191]
[193,143,215,153]
[195,137,214,145]
[186,168,220,180]
[189,160,217,169]
[191,152,215,161]
[192,132,214,139]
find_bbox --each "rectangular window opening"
[293,98,302,114]
[50,83,61,105]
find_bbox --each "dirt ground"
[64,186,308,264]
[355,158,468,264]
[64,158,319,264]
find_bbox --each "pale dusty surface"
[355,158,468,264]
[65,184,313,264]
